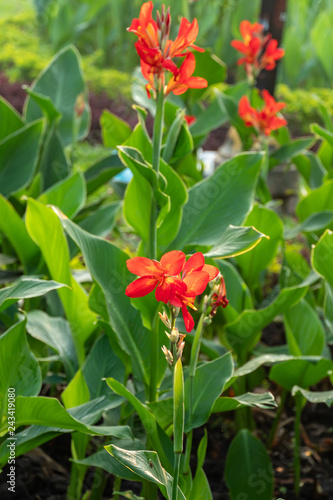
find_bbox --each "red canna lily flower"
[238,90,287,136]
[260,38,285,71]
[128,2,206,98]
[165,53,207,96]
[125,250,186,302]
[185,114,196,126]
[231,20,284,80]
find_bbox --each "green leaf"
[291,386,333,406]
[235,205,283,286]
[311,123,333,147]
[296,181,333,225]
[38,172,86,218]
[37,122,70,190]
[105,445,186,500]
[74,449,142,482]
[269,137,314,168]
[25,199,96,362]
[225,430,273,500]
[185,353,234,432]
[106,378,172,472]
[312,229,333,287]
[292,151,325,189]
[285,211,333,239]
[189,430,212,500]
[26,310,77,379]
[61,369,90,409]
[269,357,333,391]
[225,281,309,358]
[212,392,277,412]
[23,85,61,125]
[0,320,42,423]
[185,50,226,103]
[0,277,66,313]
[114,491,144,500]
[0,195,40,273]
[284,299,325,356]
[14,396,132,437]
[82,334,125,399]
[84,152,124,195]
[0,120,44,198]
[60,216,155,385]
[204,225,267,259]
[24,46,90,146]
[0,96,24,141]
[101,110,132,148]
[169,152,263,250]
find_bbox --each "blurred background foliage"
[1,0,333,127]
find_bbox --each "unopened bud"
[177,341,185,360]
[162,345,173,366]
[165,327,179,343]
[158,311,171,328]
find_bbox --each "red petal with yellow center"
[183,252,204,277]
[160,250,186,275]
[127,257,162,277]
[125,276,158,298]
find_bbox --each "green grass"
[0,0,34,18]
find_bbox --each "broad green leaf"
[293,151,325,189]
[114,492,144,500]
[185,352,234,432]
[23,85,61,124]
[61,369,90,409]
[204,225,267,259]
[76,202,120,238]
[218,93,250,142]
[190,93,227,140]
[84,153,124,195]
[296,181,333,224]
[74,449,142,482]
[101,110,132,148]
[291,386,333,406]
[14,396,132,438]
[59,216,156,385]
[285,211,333,239]
[105,445,186,500]
[225,430,273,500]
[82,334,125,399]
[26,310,77,379]
[124,170,151,242]
[311,11,333,82]
[312,229,333,287]
[25,199,96,362]
[0,320,41,423]
[0,97,24,141]
[0,277,66,313]
[0,120,44,198]
[37,122,70,190]
[225,280,309,358]
[24,46,90,146]
[212,392,277,412]
[236,205,283,286]
[269,137,314,168]
[311,123,333,148]
[169,152,263,250]
[0,195,40,273]
[106,378,172,472]
[269,358,333,391]
[38,172,86,218]
[284,299,325,356]
[189,431,212,500]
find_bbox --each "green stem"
[267,389,287,448]
[111,476,121,500]
[188,312,205,427]
[172,453,182,500]
[294,394,303,497]
[149,307,161,402]
[149,89,165,261]
[90,466,107,500]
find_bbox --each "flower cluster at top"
[231,20,285,81]
[125,250,219,332]
[239,89,287,136]
[127,1,207,98]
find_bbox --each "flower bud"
[166,327,179,344]
[158,311,171,328]
[162,345,173,366]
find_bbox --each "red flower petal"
[184,271,209,295]
[182,304,195,332]
[160,250,186,275]
[202,264,219,281]
[183,252,204,277]
[125,276,158,298]
[126,257,161,277]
